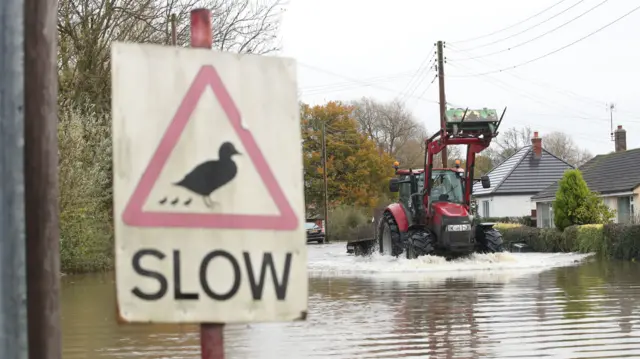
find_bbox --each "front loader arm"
[463,142,491,205]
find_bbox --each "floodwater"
[63,243,640,359]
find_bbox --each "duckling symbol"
[159,142,241,209]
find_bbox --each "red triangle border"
[121,65,299,231]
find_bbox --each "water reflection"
[61,256,640,358]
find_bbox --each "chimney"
[614,125,626,152]
[532,131,542,159]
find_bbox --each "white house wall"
[534,190,640,227]
[602,197,617,216]
[477,195,536,218]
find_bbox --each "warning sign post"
[111,32,307,325]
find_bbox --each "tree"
[301,101,396,216]
[58,0,285,112]
[486,126,593,169]
[351,97,422,156]
[351,97,466,170]
[554,169,614,231]
[543,131,593,167]
[486,126,534,164]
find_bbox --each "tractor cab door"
[390,172,426,226]
[397,175,414,224]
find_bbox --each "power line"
[447,43,609,108]
[302,72,415,95]
[397,44,437,103]
[450,0,571,44]
[449,4,640,77]
[298,62,439,104]
[415,75,438,104]
[447,61,610,123]
[301,71,413,90]
[455,0,609,60]
[399,57,437,104]
[458,0,587,51]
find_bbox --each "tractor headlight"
[447,224,471,231]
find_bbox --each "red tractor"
[347,107,507,259]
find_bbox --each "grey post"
[0,0,29,357]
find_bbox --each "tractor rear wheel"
[481,227,505,253]
[378,211,403,257]
[406,229,435,259]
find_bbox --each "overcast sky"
[277,0,640,156]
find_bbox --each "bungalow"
[531,125,639,227]
[473,131,574,218]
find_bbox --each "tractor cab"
[429,169,465,205]
[389,164,469,227]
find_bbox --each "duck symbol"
[158,142,242,208]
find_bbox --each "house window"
[539,202,554,228]
[482,200,490,218]
[617,196,633,224]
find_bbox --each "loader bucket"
[445,108,500,135]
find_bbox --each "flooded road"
[62,243,640,358]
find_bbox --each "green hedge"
[497,223,640,260]
[478,216,534,227]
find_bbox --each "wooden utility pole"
[436,40,448,167]
[25,0,62,356]
[322,122,329,241]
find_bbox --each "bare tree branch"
[58,0,285,113]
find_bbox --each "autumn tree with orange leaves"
[300,101,396,217]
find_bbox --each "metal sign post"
[111,8,308,359]
[189,10,224,359]
[0,0,28,357]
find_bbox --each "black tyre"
[406,230,435,259]
[378,211,403,257]
[481,227,505,253]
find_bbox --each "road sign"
[111,42,307,324]
[122,63,297,231]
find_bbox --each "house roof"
[532,147,640,200]
[473,145,574,196]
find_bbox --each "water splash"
[308,243,594,281]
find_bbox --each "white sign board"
[111,42,307,323]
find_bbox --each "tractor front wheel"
[480,227,505,253]
[406,229,435,259]
[378,211,403,257]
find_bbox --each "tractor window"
[430,171,464,204]
[417,172,425,190]
[398,175,411,206]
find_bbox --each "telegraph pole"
[321,122,329,241]
[436,40,448,167]
[25,0,62,356]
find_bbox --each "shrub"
[327,205,371,242]
[497,222,639,261]
[554,169,614,230]
[575,224,606,256]
[497,225,539,248]
[476,216,534,226]
[58,106,113,273]
[604,224,640,260]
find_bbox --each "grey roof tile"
[473,145,573,196]
[531,147,640,200]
